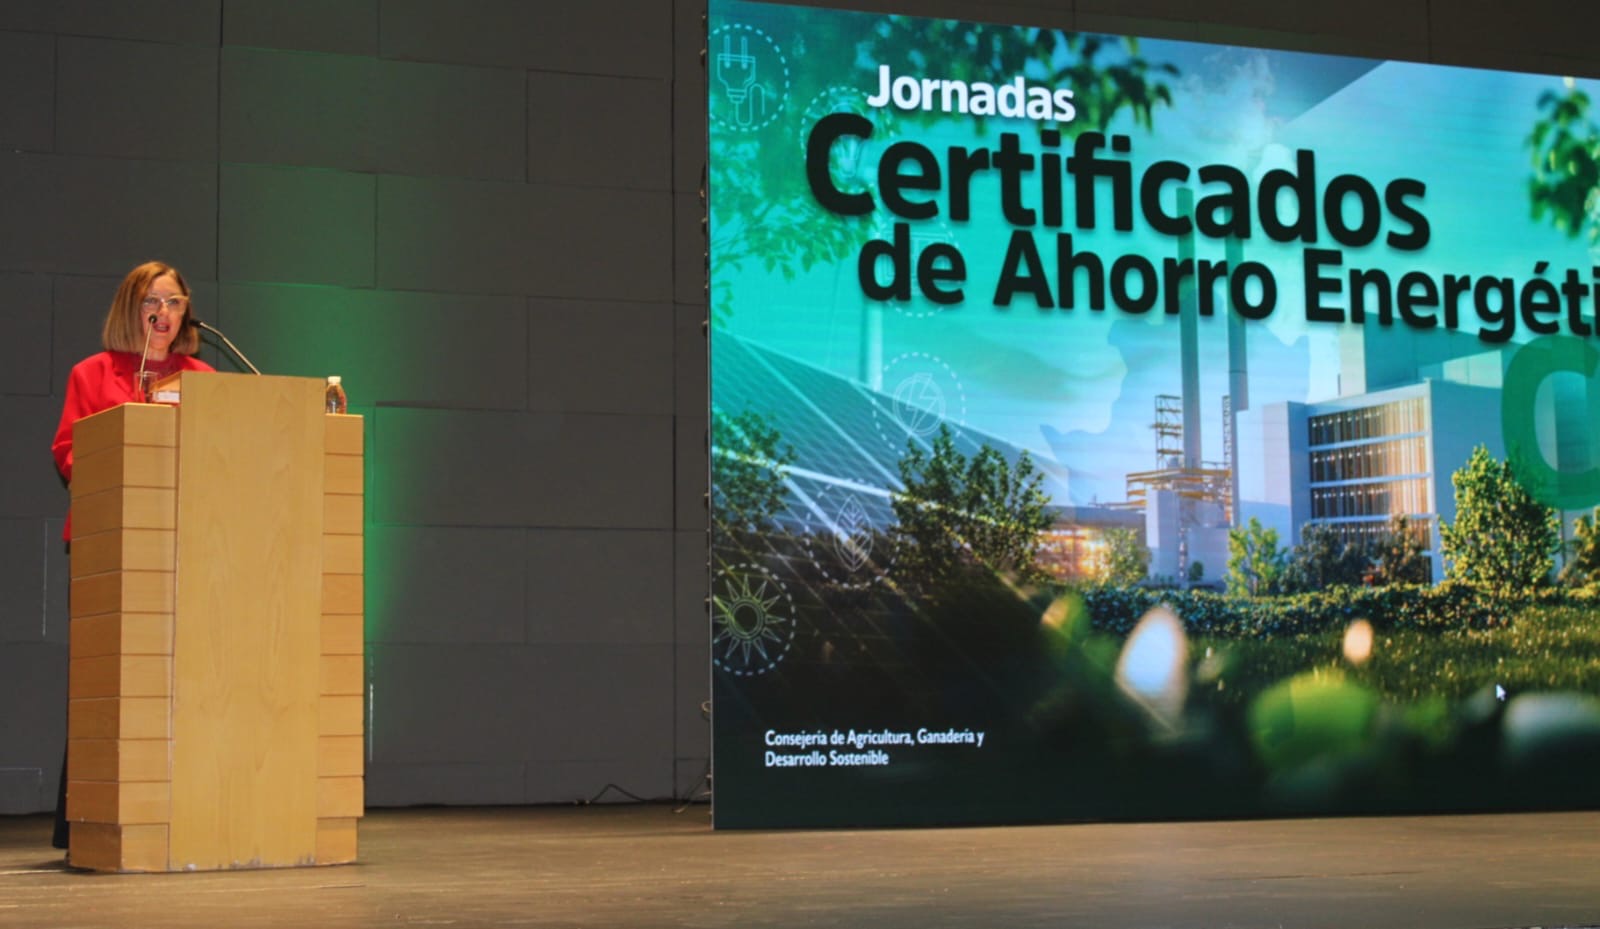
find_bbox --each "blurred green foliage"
[1080,581,1501,639]
[1527,83,1600,245]
[1077,582,1600,704]
[1248,670,1380,770]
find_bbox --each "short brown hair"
[101,261,201,355]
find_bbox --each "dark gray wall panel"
[506,409,673,529]
[366,763,526,806]
[42,519,66,644]
[379,0,670,78]
[0,766,51,815]
[220,164,376,286]
[1076,8,1426,62]
[673,191,705,308]
[527,72,672,191]
[0,518,66,646]
[51,275,119,395]
[366,526,527,644]
[0,2,53,33]
[0,520,48,644]
[526,299,674,416]
[783,0,1074,26]
[60,0,220,44]
[524,759,672,803]
[675,758,710,802]
[1429,1,1600,77]
[1078,0,1430,51]
[372,407,674,529]
[675,303,707,419]
[0,642,65,813]
[0,32,53,153]
[377,60,526,181]
[214,284,527,408]
[672,0,706,196]
[368,643,537,763]
[676,415,709,532]
[221,48,377,171]
[675,530,709,647]
[0,397,72,519]
[42,514,66,645]
[376,176,672,301]
[56,37,218,161]
[524,529,675,644]
[227,50,530,180]
[0,154,217,277]
[223,0,379,55]
[0,0,220,45]
[674,642,710,758]
[523,644,674,761]
[1,273,53,396]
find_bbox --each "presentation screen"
[707,0,1600,827]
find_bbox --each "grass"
[1194,603,1600,705]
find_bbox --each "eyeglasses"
[141,295,190,311]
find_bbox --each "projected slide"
[708,0,1600,827]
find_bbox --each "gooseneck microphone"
[136,313,157,400]
[193,318,263,375]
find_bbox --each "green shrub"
[1078,582,1506,639]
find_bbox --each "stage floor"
[1,805,1597,928]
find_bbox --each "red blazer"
[53,351,216,540]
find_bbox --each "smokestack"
[1226,236,1248,525]
[859,300,882,391]
[1176,189,1200,470]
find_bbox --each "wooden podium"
[65,372,364,872]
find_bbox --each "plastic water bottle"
[325,375,348,414]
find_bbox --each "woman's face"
[140,273,189,359]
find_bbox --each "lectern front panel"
[169,374,325,869]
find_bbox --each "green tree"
[1282,522,1369,592]
[1226,517,1286,597]
[711,409,796,532]
[1440,446,1559,595]
[1186,559,1205,584]
[1527,83,1600,246]
[891,425,1052,586]
[1369,514,1432,586]
[707,134,869,325]
[1559,507,1600,588]
[1098,526,1149,587]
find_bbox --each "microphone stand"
[194,319,263,375]
[136,313,157,400]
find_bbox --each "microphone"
[192,318,263,375]
[136,313,157,400]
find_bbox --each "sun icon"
[713,564,796,677]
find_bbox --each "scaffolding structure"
[1153,394,1183,466]
[1118,395,1233,523]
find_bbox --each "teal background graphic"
[709,0,1600,828]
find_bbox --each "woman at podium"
[52,261,216,485]
[48,261,215,851]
